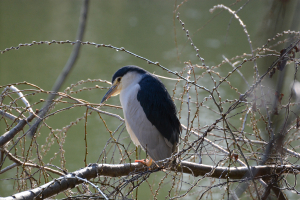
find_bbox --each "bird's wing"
[137,75,181,145]
[121,83,174,161]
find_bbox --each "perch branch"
[1,161,298,200]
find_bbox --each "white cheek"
[120,72,144,90]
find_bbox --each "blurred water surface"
[0,1,272,198]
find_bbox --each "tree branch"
[0,111,38,147]
[0,148,64,176]
[1,161,298,200]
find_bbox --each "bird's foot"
[135,158,153,167]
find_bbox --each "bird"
[101,65,181,166]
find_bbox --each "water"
[2,1,296,199]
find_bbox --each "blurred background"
[1,0,300,199]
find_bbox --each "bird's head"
[101,65,147,103]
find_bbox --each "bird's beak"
[101,82,120,103]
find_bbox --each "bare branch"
[1,161,298,200]
[0,148,64,176]
[0,110,38,147]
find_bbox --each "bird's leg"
[135,158,153,167]
[136,146,138,160]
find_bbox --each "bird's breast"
[119,83,142,146]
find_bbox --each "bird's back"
[137,74,181,145]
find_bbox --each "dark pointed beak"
[101,84,119,103]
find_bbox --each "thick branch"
[1,161,298,200]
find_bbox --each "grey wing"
[122,86,174,161]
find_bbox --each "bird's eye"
[117,77,121,82]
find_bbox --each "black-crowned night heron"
[101,65,181,166]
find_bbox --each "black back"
[136,69,181,145]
